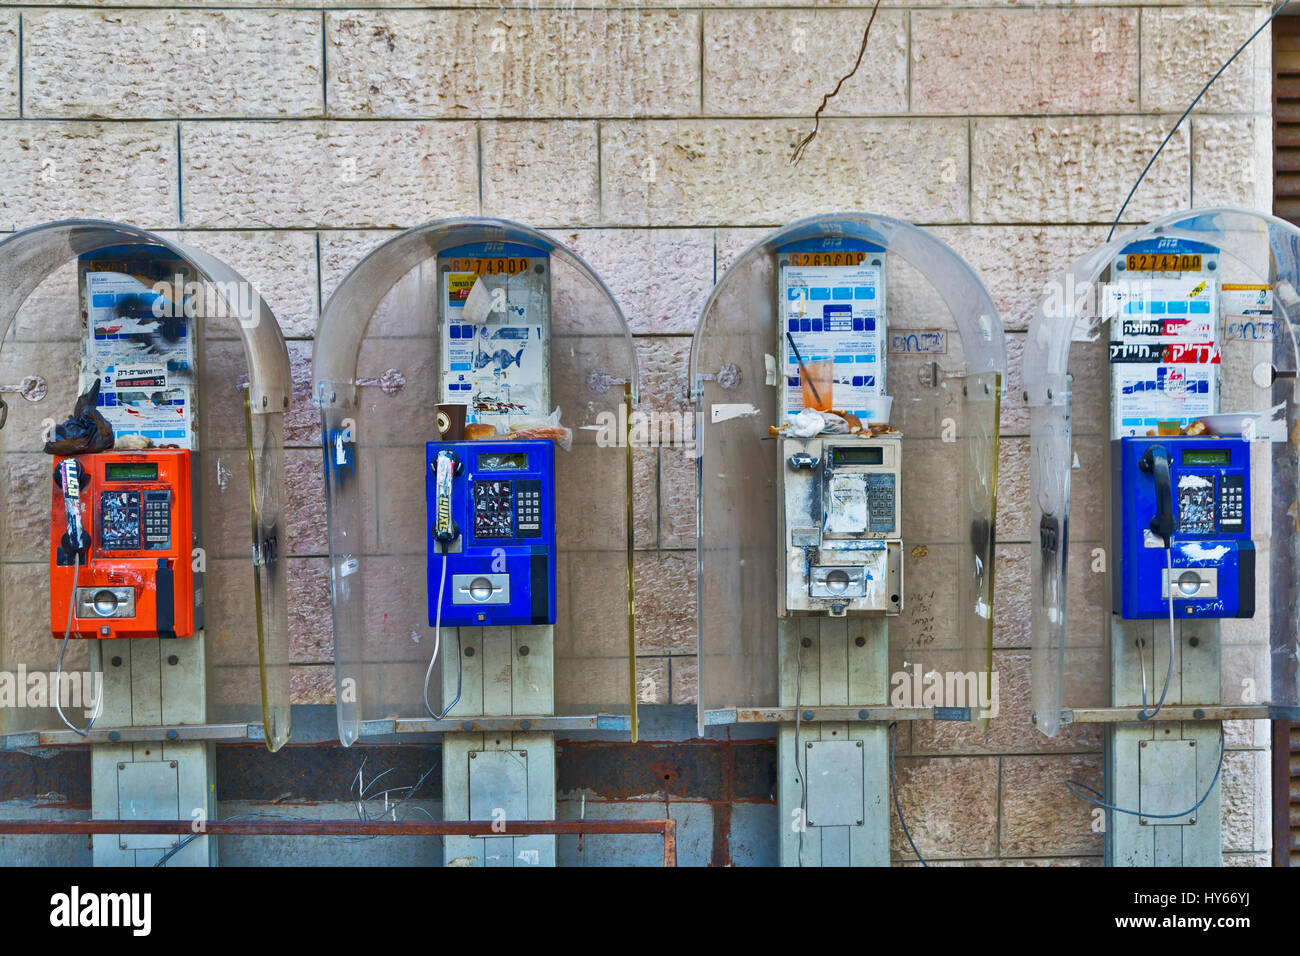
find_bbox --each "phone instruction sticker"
[440,260,550,431]
[85,271,196,387]
[99,364,192,449]
[1106,275,1218,436]
[781,260,885,420]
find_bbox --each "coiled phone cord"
[423,548,463,721]
[54,554,100,737]
[1138,546,1176,721]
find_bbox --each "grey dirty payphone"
[1026,208,1300,867]
[314,219,638,868]
[0,220,293,867]
[692,214,1006,867]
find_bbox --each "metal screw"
[167,730,178,740]
[1190,818,1196,825]
[520,720,531,731]
[1193,709,1205,719]
[117,763,125,771]
[519,645,530,657]
[111,656,122,668]
[806,742,813,749]
[856,820,863,826]
[1189,740,1195,747]
[169,761,177,769]
[854,637,865,647]
[1140,819,1148,826]
[470,752,477,759]
[1189,636,1199,647]
[462,721,474,731]
[856,740,863,748]
[464,646,475,657]
[801,638,812,648]
[858,710,869,720]
[803,710,813,720]
[108,731,120,742]
[119,842,127,850]
[1140,740,1147,747]
[167,655,179,666]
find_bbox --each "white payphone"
[775,241,902,618]
[692,213,1006,869]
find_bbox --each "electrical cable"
[154,812,307,867]
[890,721,926,867]
[1138,546,1176,721]
[54,554,99,737]
[423,547,463,721]
[792,641,807,867]
[1066,723,1226,820]
[1108,0,1292,241]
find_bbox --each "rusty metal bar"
[1060,705,1277,724]
[660,817,676,867]
[0,818,677,866]
[705,706,940,724]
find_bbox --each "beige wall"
[0,0,1277,863]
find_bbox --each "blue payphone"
[1111,436,1253,620]
[426,438,557,629]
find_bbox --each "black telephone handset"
[56,458,91,559]
[1140,445,1174,549]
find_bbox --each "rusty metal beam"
[705,706,936,725]
[1060,705,1276,724]
[0,818,677,866]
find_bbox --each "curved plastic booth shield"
[314,218,639,746]
[0,220,293,751]
[1025,208,1300,737]
[690,213,1006,731]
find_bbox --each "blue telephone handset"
[1111,436,1254,619]
[426,439,557,628]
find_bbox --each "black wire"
[1108,0,1292,241]
[890,722,926,867]
[792,642,806,867]
[1066,724,1226,820]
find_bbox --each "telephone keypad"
[1219,474,1245,532]
[144,490,172,550]
[868,474,896,533]
[515,479,542,538]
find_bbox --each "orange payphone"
[50,449,197,640]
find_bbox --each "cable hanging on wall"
[1109,0,1292,240]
